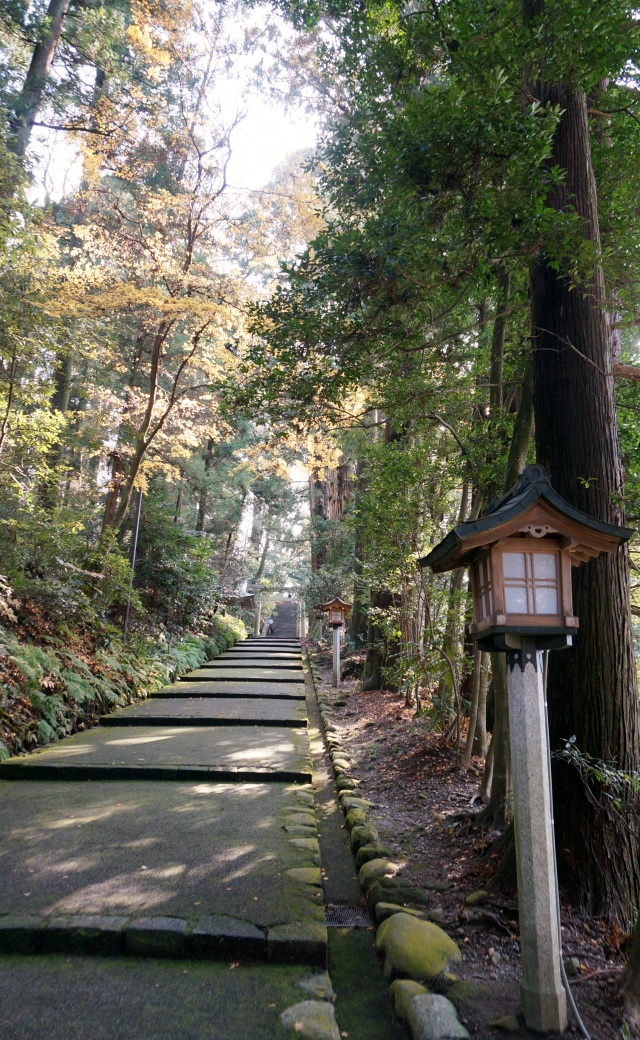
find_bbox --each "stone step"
[181,668,304,683]
[0,725,311,782]
[99,696,307,728]
[0,780,324,963]
[198,660,303,670]
[0,914,326,965]
[152,681,305,699]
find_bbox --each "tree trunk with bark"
[196,438,215,533]
[527,79,640,921]
[10,0,72,158]
[360,586,401,692]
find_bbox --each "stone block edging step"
[197,661,304,670]
[0,913,327,966]
[150,688,305,700]
[180,674,305,684]
[98,715,308,730]
[0,762,313,783]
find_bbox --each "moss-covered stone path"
[0,635,408,1040]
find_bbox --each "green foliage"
[132,485,221,629]
[554,737,640,821]
[0,611,246,754]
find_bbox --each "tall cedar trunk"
[529,84,640,921]
[360,587,401,692]
[435,482,469,715]
[254,535,270,582]
[10,0,72,157]
[360,421,404,691]
[40,351,72,510]
[489,268,510,416]
[351,456,367,647]
[196,438,215,533]
[309,460,352,572]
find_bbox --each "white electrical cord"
[542,649,592,1040]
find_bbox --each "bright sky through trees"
[29,4,318,202]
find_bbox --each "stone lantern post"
[321,597,352,687]
[420,465,633,1032]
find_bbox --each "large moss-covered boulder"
[375,912,462,981]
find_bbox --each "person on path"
[266,617,276,635]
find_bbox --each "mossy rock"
[280,1000,340,1040]
[339,794,370,810]
[355,843,393,870]
[350,825,379,854]
[407,994,470,1039]
[389,979,428,1022]
[336,776,359,792]
[447,982,489,1003]
[286,867,322,886]
[392,885,431,907]
[375,902,426,925]
[464,890,489,907]
[358,859,400,890]
[375,913,462,982]
[284,812,316,828]
[345,807,368,829]
[488,1014,520,1032]
[297,973,335,1002]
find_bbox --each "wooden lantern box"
[321,596,352,628]
[419,465,634,652]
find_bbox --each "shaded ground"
[321,652,629,1040]
[0,955,319,1040]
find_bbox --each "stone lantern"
[321,597,352,686]
[422,464,631,652]
[420,464,633,1033]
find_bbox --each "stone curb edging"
[0,912,327,966]
[305,651,473,1040]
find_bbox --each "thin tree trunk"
[9,0,71,158]
[41,351,72,510]
[435,481,470,714]
[196,437,214,532]
[350,455,367,647]
[460,648,482,771]
[477,654,511,829]
[472,653,489,758]
[489,268,510,415]
[504,361,533,485]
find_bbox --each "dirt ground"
[316,649,633,1040]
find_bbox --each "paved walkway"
[0,636,401,1040]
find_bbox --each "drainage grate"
[325,904,371,928]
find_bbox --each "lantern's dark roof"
[419,464,634,572]
[322,596,352,610]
